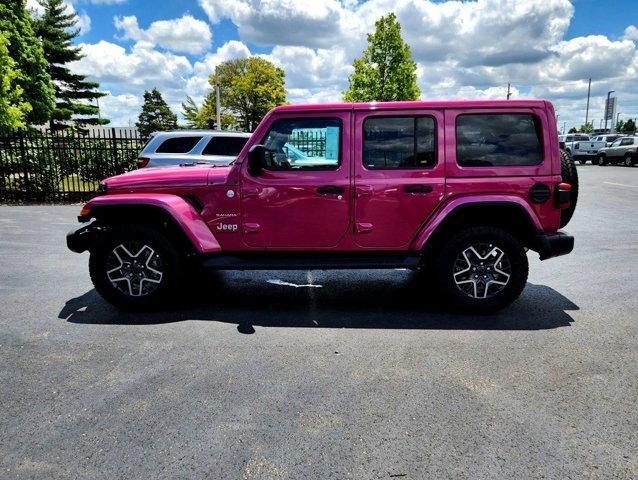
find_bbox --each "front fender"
[410,195,543,252]
[81,194,221,254]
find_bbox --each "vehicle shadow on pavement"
[59,271,579,332]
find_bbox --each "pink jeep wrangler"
[67,100,577,312]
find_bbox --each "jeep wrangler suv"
[67,100,577,313]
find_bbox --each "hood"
[105,165,233,191]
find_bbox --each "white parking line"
[603,181,638,189]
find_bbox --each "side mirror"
[248,144,267,176]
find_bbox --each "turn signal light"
[137,157,150,168]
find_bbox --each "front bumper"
[534,231,574,260]
[67,221,97,253]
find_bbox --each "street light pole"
[585,78,591,126]
[604,90,615,133]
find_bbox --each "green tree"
[193,91,240,130]
[181,95,199,127]
[135,88,177,138]
[208,57,286,132]
[343,13,420,102]
[622,118,636,133]
[579,122,594,133]
[615,120,626,133]
[0,0,54,125]
[568,127,578,134]
[0,32,32,129]
[32,0,108,129]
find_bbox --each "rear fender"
[411,195,542,252]
[82,194,221,253]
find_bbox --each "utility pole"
[562,121,566,134]
[585,78,591,127]
[215,84,221,131]
[506,83,512,100]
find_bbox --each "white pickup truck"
[558,134,606,164]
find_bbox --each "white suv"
[137,131,251,168]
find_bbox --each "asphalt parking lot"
[1,165,637,479]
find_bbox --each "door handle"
[404,184,433,194]
[316,186,345,195]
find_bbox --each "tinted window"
[456,114,543,167]
[620,138,633,146]
[566,136,574,142]
[577,136,590,141]
[202,136,249,156]
[261,118,341,170]
[155,136,202,153]
[363,116,436,169]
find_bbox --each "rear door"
[353,109,445,248]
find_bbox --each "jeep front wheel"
[89,225,182,309]
[435,227,528,313]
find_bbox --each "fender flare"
[410,195,543,252]
[82,194,221,254]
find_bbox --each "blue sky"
[30,0,638,129]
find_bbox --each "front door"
[241,113,351,248]
[353,110,446,248]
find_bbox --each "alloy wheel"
[453,243,511,299]
[105,242,164,297]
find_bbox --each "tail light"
[555,182,571,209]
[137,157,150,168]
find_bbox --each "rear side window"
[202,136,249,156]
[363,116,436,169]
[155,136,202,153]
[456,114,543,167]
[620,138,634,146]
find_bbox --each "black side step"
[202,254,420,271]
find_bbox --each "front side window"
[362,116,436,169]
[202,136,249,156]
[611,139,622,147]
[456,114,543,167]
[155,136,202,153]
[261,118,341,170]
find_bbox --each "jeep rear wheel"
[435,227,528,313]
[89,225,182,309]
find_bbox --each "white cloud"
[99,93,141,127]
[624,25,638,42]
[71,40,192,91]
[114,15,212,55]
[76,12,91,35]
[186,40,252,101]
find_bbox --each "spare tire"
[559,149,578,228]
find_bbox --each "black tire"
[89,225,183,309]
[578,158,587,165]
[559,149,578,228]
[434,226,528,314]
[598,154,607,166]
[624,154,635,167]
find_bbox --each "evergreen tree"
[343,13,420,102]
[136,88,177,138]
[0,32,32,129]
[568,127,578,134]
[0,0,54,125]
[622,119,636,133]
[181,95,199,128]
[32,0,108,129]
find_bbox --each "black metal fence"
[0,127,146,203]
[289,129,326,157]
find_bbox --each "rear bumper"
[534,231,574,260]
[67,221,97,253]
